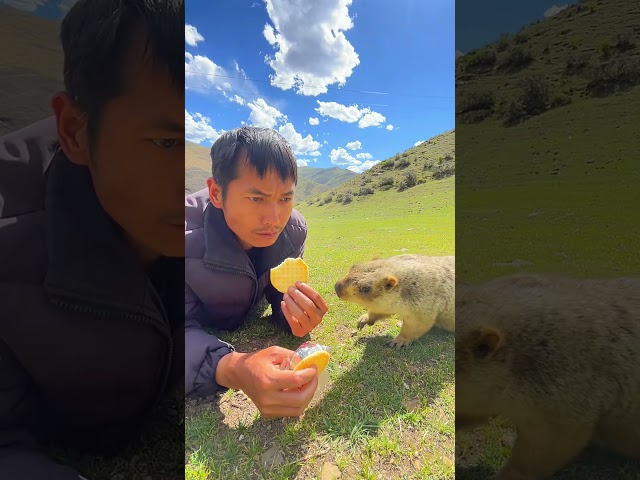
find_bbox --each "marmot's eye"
[359,285,371,294]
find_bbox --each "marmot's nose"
[334,282,343,296]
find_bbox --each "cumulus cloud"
[185,53,260,101]
[386,124,395,131]
[346,140,361,150]
[230,95,246,105]
[185,24,204,46]
[414,140,425,147]
[329,147,378,172]
[309,151,322,156]
[297,159,310,167]
[308,117,320,125]
[544,4,568,18]
[348,160,380,173]
[358,111,385,128]
[262,0,360,96]
[278,122,321,156]
[315,101,386,128]
[185,110,224,145]
[248,98,286,129]
[356,152,372,160]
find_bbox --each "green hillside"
[298,165,357,188]
[455,1,640,478]
[306,129,454,207]
[185,140,327,201]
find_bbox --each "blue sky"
[456,1,579,53]
[185,0,455,173]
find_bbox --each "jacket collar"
[43,149,162,319]
[203,202,294,277]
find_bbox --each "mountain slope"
[306,129,455,206]
[298,165,357,188]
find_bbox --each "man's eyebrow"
[246,188,296,196]
[148,118,185,133]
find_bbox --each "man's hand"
[215,346,319,418]
[281,282,329,337]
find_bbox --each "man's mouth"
[257,230,280,236]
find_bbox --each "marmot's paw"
[357,314,370,329]
[387,337,412,348]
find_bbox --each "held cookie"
[290,341,331,375]
[270,257,309,294]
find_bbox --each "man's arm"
[184,283,236,398]
[0,341,84,479]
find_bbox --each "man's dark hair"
[210,127,298,200]
[60,0,184,148]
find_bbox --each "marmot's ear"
[384,275,398,290]
[371,255,381,261]
[468,326,503,360]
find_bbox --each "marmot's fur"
[334,254,455,347]
[456,273,640,479]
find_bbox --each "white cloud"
[315,101,386,128]
[414,140,425,146]
[185,110,224,145]
[346,140,361,150]
[544,4,568,18]
[297,159,310,167]
[329,148,358,166]
[248,98,286,129]
[308,117,320,125]
[185,52,222,90]
[278,122,322,156]
[1,0,46,11]
[308,151,321,156]
[231,95,246,105]
[356,152,372,160]
[358,111,386,128]
[57,0,76,12]
[386,124,394,131]
[348,160,380,173]
[262,0,360,96]
[185,25,205,46]
[329,148,378,172]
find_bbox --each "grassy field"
[185,175,455,480]
[455,0,640,477]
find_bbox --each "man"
[0,1,184,478]
[185,127,329,417]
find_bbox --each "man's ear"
[207,177,224,209]
[51,92,90,166]
[468,326,504,360]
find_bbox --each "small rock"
[238,434,244,441]
[261,445,285,469]
[403,382,410,390]
[320,462,342,479]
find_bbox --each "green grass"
[455,1,640,475]
[185,176,455,479]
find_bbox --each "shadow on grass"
[185,306,455,479]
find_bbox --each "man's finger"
[288,287,319,318]
[270,366,317,390]
[264,345,297,363]
[281,301,305,336]
[295,282,329,314]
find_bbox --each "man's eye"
[151,139,179,149]
[281,197,293,202]
[249,197,263,202]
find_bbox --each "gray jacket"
[184,188,307,398]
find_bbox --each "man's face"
[55,54,185,263]
[209,158,296,251]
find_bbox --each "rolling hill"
[305,129,455,207]
[185,140,358,201]
[297,165,357,188]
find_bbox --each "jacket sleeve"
[184,283,235,398]
[0,341,84,479]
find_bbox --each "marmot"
[456,273,640,480]
[334,254,455,347]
